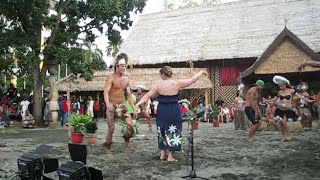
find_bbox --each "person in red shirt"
[93,100,100,120]
[180,103,188,115]
[62,98,72,126]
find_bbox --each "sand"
[1,119,320,180]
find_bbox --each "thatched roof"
[240,28,320,78]
[55,68,213,92]
[119,0,320,65]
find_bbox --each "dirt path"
[1,120,320,179]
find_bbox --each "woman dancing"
[265,76,311,141]
[135,66,207,162]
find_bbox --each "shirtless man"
[245,80,264,142]
[136,87,152,131]
[104,53,137,155]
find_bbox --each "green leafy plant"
[119,120,140,136]
[69,114,92,134]
[85,120,98,134]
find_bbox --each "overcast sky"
[96,0,240,65]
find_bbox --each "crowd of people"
[0,83,35,128]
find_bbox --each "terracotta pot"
[87,135,97,146]
[193,122,199,130]
[71,132,84,144]
[213,121,219,127]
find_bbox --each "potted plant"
[85,120,98,146]
[207,105,220,127]
[69,114,91,144]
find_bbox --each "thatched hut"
[240,27,320,86]
[117,0,320,106]
[55,68,213,104]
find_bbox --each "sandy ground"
[1,119,320,180]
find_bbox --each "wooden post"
[205,89,209,107]
[67,89,71,138]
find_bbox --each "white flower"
[170,134,182,146]
[168,124,177,134]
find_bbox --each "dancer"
[136,86,153,132]
[245,80,264,142]
[135,66,207,162]
[104,53,136,155]
[265,76,312,141]
[233,91,248,130]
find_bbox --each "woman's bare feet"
[160,150,166,160]
[167,152,177,162]
[247,138,255,143]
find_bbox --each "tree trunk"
[33,70,43,126]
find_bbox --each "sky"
[95,0,240,66]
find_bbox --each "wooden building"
[117,0,320,106]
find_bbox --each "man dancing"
[104,53,137,155]
[245,80,264,142]
[136,86,153,132]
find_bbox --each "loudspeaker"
[58,161,90,180]
[68,143,87,164]
[43,158,59,173]
[88,167,103,180]
[17,154,43,180]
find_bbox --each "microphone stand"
[181,115,208,180]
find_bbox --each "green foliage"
[69,114,92,134]
[119,120,140,136]
[85,120,98,134]
[0,0,146,122]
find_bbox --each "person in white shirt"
[87,96,94,118]
[20,96,30,121]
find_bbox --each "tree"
[0,0,146,125]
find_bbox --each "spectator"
[93,99,100,119]
[215,96,225,107]
[62,96,72,126]
[0,107,9,127]
[86,96,94,118]
[7,83,17,100]
[180,103,188,115]
[22,110,35,128]
[20,96,30,121]
[218,102,231,123]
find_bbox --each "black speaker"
[88,167,103,180]
[58,161,90,180]
[68,143,87,164]
[17,154,43,180]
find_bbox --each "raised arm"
[103,76,114,111]
[177,70,207,89]
[299,61,320,70]
[135,85,158,109]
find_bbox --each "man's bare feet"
[149,126,152,132]
[123,141,134,150]
[106,148,112,156]
[247,138,255,143]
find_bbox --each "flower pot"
[213,121,219,127]
[193,122,199,130]
[71,132,84,144]
[87,135,97,146]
